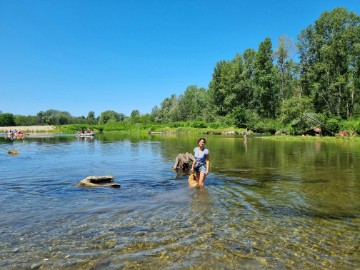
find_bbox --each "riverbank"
[259,134,360,142]
[1,125,358,143]
[0,125,56,133]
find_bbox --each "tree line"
[1,8,360,135]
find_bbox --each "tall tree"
[298,25,316,97]
[178,85,209,121]
[225,54,244,110]
[208,54,251,118]
[351,43,360,115]
[274,35,298,103]
[156,94,180,123]
[254,37,278,118]
[242,48,257,111]
[86,111,96,124]
[208,60,232,116]
[298,8,360,118]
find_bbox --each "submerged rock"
[77,175,120,188]
[8,149,20,155]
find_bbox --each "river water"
[0,134,359,269]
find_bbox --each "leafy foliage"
[0,113,16,126]
[298,8,360,119]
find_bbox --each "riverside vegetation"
[1,8,360,138]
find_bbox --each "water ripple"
[0,137,359,269]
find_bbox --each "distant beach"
[0,126,56,133]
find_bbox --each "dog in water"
[188,173,199,187]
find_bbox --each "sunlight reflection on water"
[0,135,359,269]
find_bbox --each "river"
[0,134,359,269]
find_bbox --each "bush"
[275,126,292,135]
[253,118,283,134]
[189,121,207,128]
[230,106,247,128]
[208,122,222,129]
[325,117,341,134]
[355,122,360,134]
[169,122,188,128]
[340,120,360,135]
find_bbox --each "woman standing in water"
[190,138,210,187]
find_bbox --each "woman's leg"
[198,172,206,187]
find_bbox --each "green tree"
[297,25,316,97]
[35,110,73,125]
[0,113,15,126]
[99,110,125,124]
[298,8,360,119]
[137,113,154,124]
[152,94,180,123]
[86,111,96,124]
[151,106,161,123]
[350,40,360,115]
[208,60,231,116]
[14,115,37,126]
[130,109,140,123]
[209,54,253,119]
[280,96,314,125]
[130,110,140,118]
[49,112,72,125]
[274,35,299,104]
[242,48,257,110]
[254,37,278,118]
[178,85,210,121]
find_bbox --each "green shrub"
[339,120,360,135]
[253,118,283,134]
[276,125,294,135]
[208,122,222,129]
[169,122,188,128]
[326,117,340,134]
[190,121,207,128]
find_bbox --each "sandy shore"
[0,125,56,132]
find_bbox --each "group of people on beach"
[3,129,25,140]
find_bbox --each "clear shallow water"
[0,134,359,269]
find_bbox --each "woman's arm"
[190,161,195,172]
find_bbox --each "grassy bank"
[2,124,359,143]
[258,134,360,142]
[57,123,249,136]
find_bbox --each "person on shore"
[190,138,210,187]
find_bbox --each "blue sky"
[1,0,359,117]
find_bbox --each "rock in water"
[173,152,195,175]
[77,175,120,188]
[8,149,20,155]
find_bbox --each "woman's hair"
[198,138,206,143]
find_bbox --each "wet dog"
[188,173,199,188]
